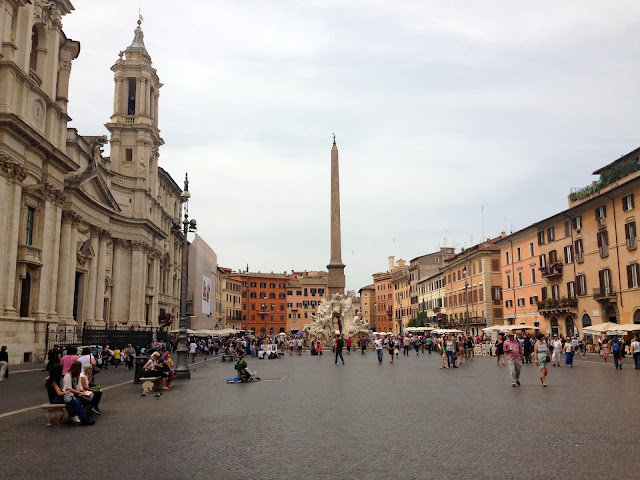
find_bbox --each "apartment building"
[286,271,327,333]
[392,260,411,333]
[231,272,288,334]
[409,248,455,320]
[358,284,376,325]
[417,271,447,324]
[373,271,393,332]
[443,238,503,335]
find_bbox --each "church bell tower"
[105,17,163,194]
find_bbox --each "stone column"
[129,241,144,325]
[94,229,108,323]
[110,239,124,326]
[151,251,160,326]
[47,190,65,318]
[1,163,26,315]
[55,211,72,319]
[85,228,98,324]
[65,213,80,325]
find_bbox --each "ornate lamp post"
[463,266,470,334]
[172,173,197,379]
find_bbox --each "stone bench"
[40,402,92,426]
[139,377,161,396]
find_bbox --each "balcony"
[541,264,563,278]
[593,287,616,302]
[17,244,43,267]
[537,297,577,314]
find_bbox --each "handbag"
[545,355,551,363]
[63,392,75,404]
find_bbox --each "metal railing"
[593,286,616,300]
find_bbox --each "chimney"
[388,256,395,271]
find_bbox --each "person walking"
[334,336,345,365]
[551,334,562,367]
[495,334,505,366]
[523,335,533,364]
[563,338,574,367]
[374,335,384,364]
[534,333,549,387]
[346,337,352,355]
[360,336,368,355]
[316,340,323,356]
[0,346,8,382]
[602,340,610,363]
[612,338,623,370]
[504,333,523,387]
[414,336,421,356]
[445,335,457,368]
[189,340,197,362]
[403,336,410,356]
[631,336,640,369]
[387,336,395,364]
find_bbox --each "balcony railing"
[593,287,616,301]
[541,265,563,278]
[537,297,577,312]
[17,244,43,266]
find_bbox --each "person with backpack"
[612,338,623,370]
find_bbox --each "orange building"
[442,238,503,335]
[373,271,393,332]
[286,271,327,333]
[496,147,640,336]
[358,284,376,325]
[231,272,288,335]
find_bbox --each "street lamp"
[260,303,268,336]
[463,266,470,334]
[172,173,197,380]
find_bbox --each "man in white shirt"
[551,335,563,367]
[631,336,640,370]
[296,337,303,355]
[374,336,384,364]
[189,341,197,363]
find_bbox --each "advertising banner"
[202,275,211,315]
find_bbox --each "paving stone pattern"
[1,352,639,479]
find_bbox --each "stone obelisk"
[327,135,346,295]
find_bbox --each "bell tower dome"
[105,16,163,193]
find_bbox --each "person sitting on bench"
[142,352,170,390]
[45,364,94,425]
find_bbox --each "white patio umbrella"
[583,322,624,335]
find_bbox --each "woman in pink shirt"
[60,346,79,375]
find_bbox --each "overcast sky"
[64,0,640,292]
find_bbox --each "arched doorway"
[550,317,559,336]
[565,316,575,337]
[634,309,640,324]
[605,305,617,323]
[582,314,593,344]
[19,273,31,317]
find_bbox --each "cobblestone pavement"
[2,351,639,479]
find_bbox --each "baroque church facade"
[0,0,183,363]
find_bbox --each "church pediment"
[67,164,122,212]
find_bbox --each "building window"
[547,227,555,242]
[572,216,582,230]
[127,77,136,115]
[517,297,525,307]
[505,299,513,309]
[250,282,256,288]
[537,231,545,245]
[575,239,584,263]
[25,206,35,245]
[597,230,609,257]
[269,283,275,288]
[627,263,639,289]
[564,245,573,264]
[551,284,559,299]
[531,268,537,284]
[505,251,510,265]
[260,282,266,288]
[125,148,133,162]
[541,286,548,301]
[516,247,521,262]
[564,221,570,237]
[567,281,576,298]
[530,295,539,305]
[622,194,635,212]
[576,275,587,296]
[625,221,637,249]
[598,268,612,296]
[595,205,606,226]
[518,271,523,287]
[539,254,547,268]
[506,273,511,289]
